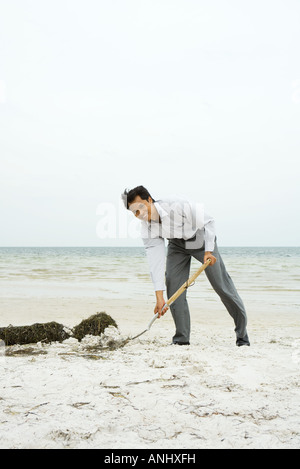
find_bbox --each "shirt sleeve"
[141,222,166,291]
[204,212,216,252]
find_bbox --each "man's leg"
[166,240,191,344]
[190,241,250,346]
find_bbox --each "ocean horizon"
[1,245,299,248]
[0,246,299,314]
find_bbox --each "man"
[122,185,250,347]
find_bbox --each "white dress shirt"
[140,196,216,291]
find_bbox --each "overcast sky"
[0,0,299,246]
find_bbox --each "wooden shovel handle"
[147,259,211,331]
[166,258,211,307]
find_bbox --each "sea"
[0,246,299,313]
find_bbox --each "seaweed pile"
[72,313,117,341]
[0,312,117,346]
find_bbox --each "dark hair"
[121,186,155,209]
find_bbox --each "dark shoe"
[173,341,190,346]
[236,339,250,347]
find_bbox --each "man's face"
[128,195,153,222]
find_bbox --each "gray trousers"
[165,238,250,345]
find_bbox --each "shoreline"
[1,296,299,352]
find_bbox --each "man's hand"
[204,251,217,266]
[154,291,169,318]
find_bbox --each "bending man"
[122,186,250,347]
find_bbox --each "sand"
[0,297,299,449]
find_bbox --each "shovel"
[130,258,211,340]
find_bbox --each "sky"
[0,0,299,247]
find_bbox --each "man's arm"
[154,290,169,318]
[142,230,168,317]
[143,237,166,291]
[203,213,217,265]
[181,201,217,265]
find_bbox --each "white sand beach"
[0,296,299,449]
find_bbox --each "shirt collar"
[153,200,168,220]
